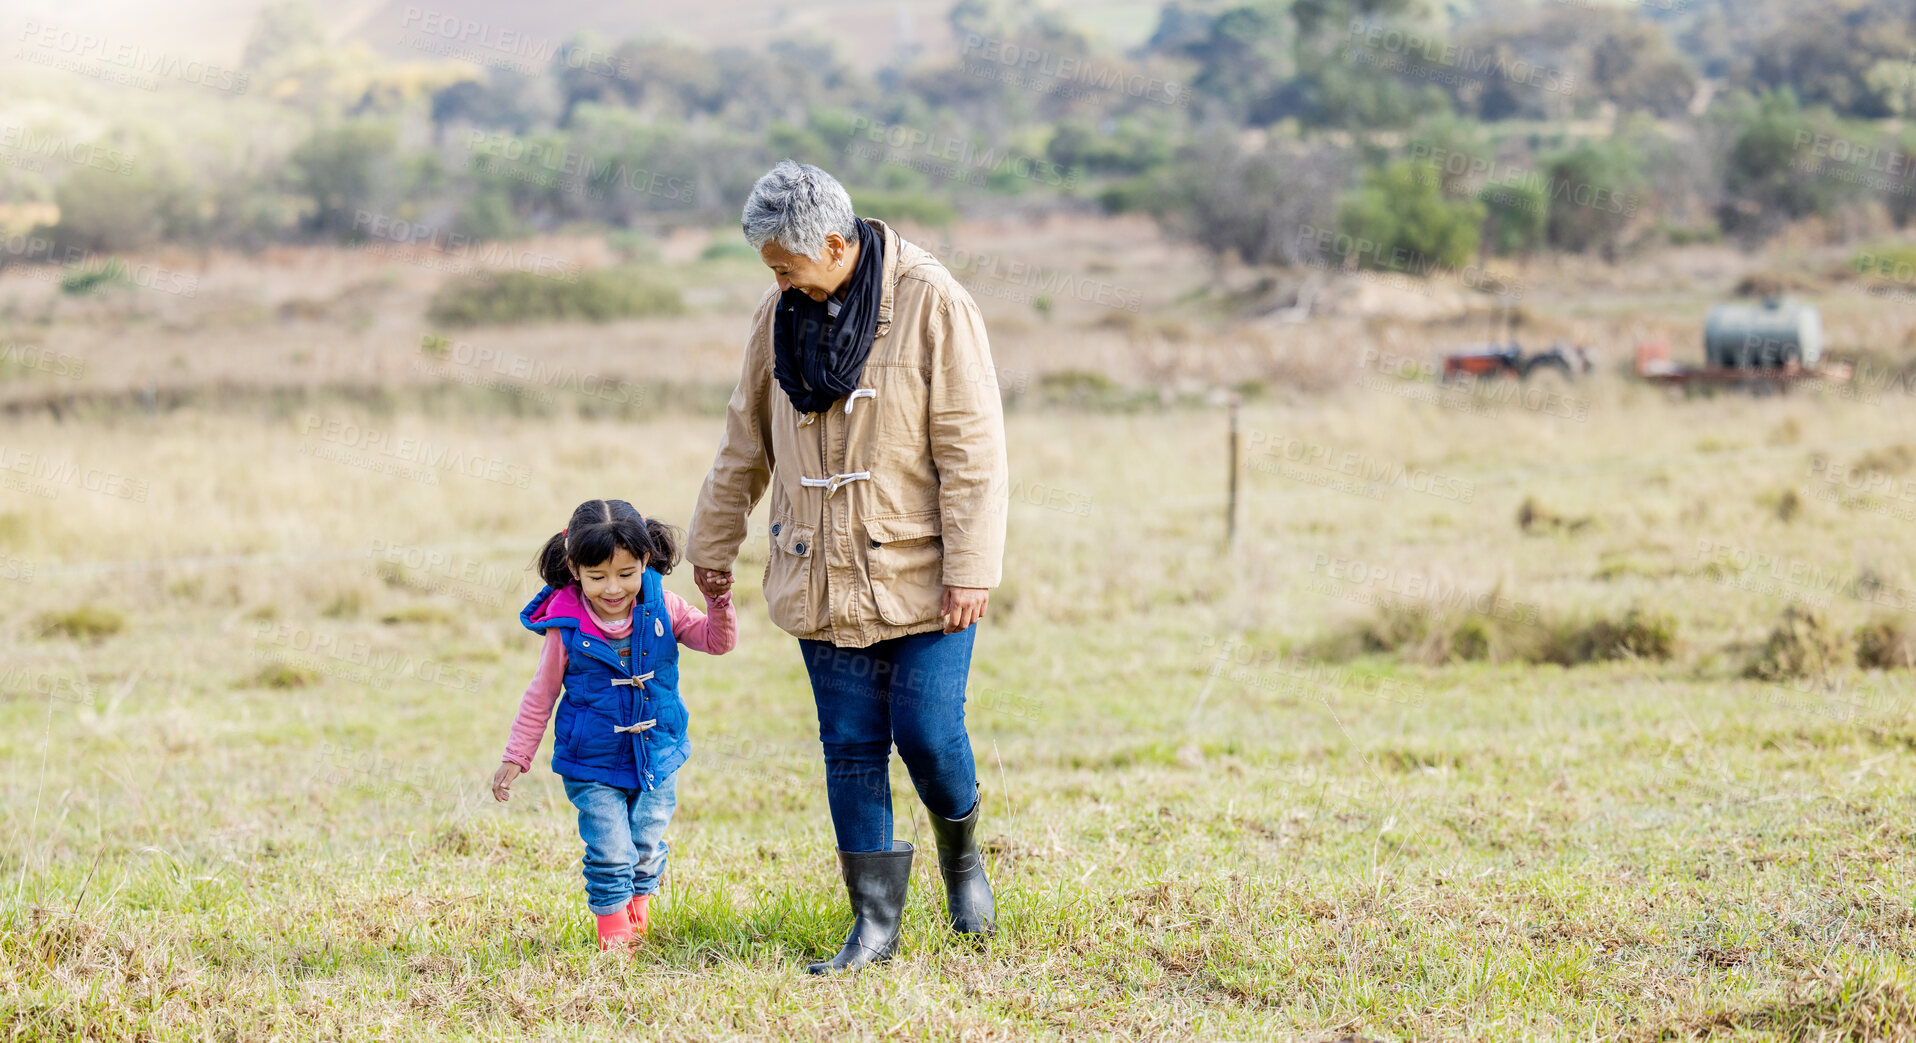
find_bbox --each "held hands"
[696,565,984,631]
[693,565,734,600]
[942,585,989,633]
[491,761,522,802]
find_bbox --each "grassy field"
[2,353,1915,1039]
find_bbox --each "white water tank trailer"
[1703,297,1822,369]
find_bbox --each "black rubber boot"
[928,791,996,937]
[806,841,913,974]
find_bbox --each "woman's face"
[760,233,853,302]
[572,546,646,620]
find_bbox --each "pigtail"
[533,530,573,590]
[641,518,683,575]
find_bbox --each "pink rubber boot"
[625,894,652,937]
[594,908,635,953]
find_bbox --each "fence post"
[1226,393,1241,552]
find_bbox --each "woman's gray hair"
[741,159,860,260]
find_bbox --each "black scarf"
[772,217,884,416]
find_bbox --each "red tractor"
[1442,342,1593,384]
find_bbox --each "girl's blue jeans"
[562,773,677,915]
[799,625,981,853]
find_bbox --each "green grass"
[2,392,1915,1039]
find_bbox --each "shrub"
[1046,118,1176,177]
[1547,607,1678,664]
[1315,602,1517,666]
[1517,496,1592,534]
[60,260,131,296]
[1336,160,1483,273]
[1541,139,1644,257]
[1766,488,1803,522]
[699,237,759,262]
[1851,444,1916,477]
[1035,370,1146,410]
[1856,617,1916,669]
[1146,132,1350,266]
[47,165,198,254]
[1722,90,1857,237]
[249,661,320,689]
[380,604,456,626]
[453,190,523,241]
[1479,179,1548,256]
[1746,604,1850,681]
[36,606,125,641]
[427,266,685,326]
[1852,243,1916,286]
[288,120,399,237]
[1316,601,1675,667]
[846,189,956,228]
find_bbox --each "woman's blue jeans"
[799,626,981,853]
[562,774,677,915]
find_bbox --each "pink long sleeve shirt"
[501,588,736,771]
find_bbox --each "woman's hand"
[942,586,989,633]
[694,565,734,600]
[491,761,522,802]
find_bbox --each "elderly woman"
[687,160,1009,974]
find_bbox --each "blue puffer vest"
[520,570,685,791]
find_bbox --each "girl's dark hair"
[533,499,681,589]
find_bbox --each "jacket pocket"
[764,516,821,634]
[864,513,945,626]
[567,705,626,766]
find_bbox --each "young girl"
[490,499,736,953]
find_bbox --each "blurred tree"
[1863,58,1916,118]
[1141,1,1213,54]
[46,164,198,254]
[430,72,554,139]
[1405,113,1492,197]
[1337,160,1483,271]
[243,0,324,71]
[1478,178,1547,256]
[1541,139,1643,257]
[552,33,644,125]
[287,120,398,236]
[1743,0,1916,118]
[1179,3,1293,121]
[1046,116,1175,177]
[1719,89,1853,237]
[1292,0,1423,39]
[1136,131,1351,266]
[1586,15,1696,117]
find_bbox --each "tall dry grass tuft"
[1746,605,1851,681]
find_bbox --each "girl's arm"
[664,589,737,655]
[502,630,568,770]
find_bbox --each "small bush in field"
[60,259,132,296]
[1746,604,1849,681]
[1517,495,1592,534]
[322,589,364,619]
[1851,444,1916,478]
[427,266,684,326]
[1314,602,1510,665]
[1319,601,1674,667]
[36,606,125,642]
[1856,617,1916,670]
[1546,607,1678,664]
[249,661,320,689]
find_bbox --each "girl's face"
[572,546,646,620]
